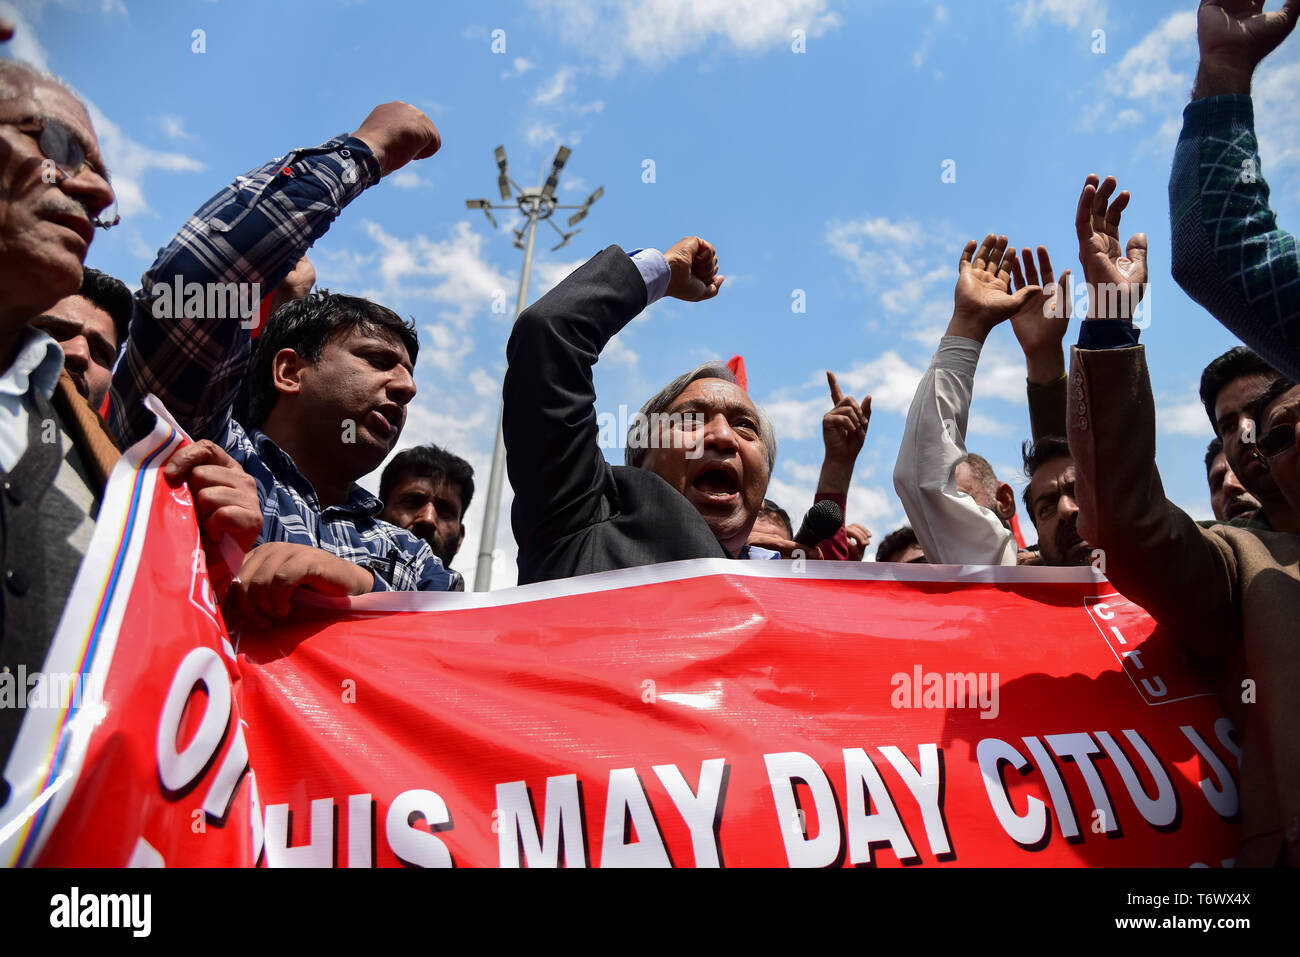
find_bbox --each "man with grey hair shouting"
[504,237,783,585]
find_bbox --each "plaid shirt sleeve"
[109,135,382,448]
[1170,95,1300,381]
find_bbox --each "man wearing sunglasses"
[1068,173,1300,867]
[0,61,263,805]
[1246,378,1300,488]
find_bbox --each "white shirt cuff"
[627,247,670,305]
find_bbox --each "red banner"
[1,406,1242,867]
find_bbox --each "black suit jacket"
[504,246,734,585]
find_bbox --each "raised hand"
[823,370,870,464]
[819,370,870,497]
[665,236,725,302]
[1009,246,1072,382]
[351,101,442,176]
[1194,0,1300,98]
[1075,175,1148,321]
[947,234,1041,343]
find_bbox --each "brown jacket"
[1069,343,1300,866]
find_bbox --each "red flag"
[726,354,747,391]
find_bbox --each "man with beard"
[379,444,473,587]
[1205,435,1260,524]
[1020,436,1093,566]
[504,236,785,585]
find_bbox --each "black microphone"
[794,499,843,548]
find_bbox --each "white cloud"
[912,3,948,69]
[389,170,430,190]
[1109,108,1143,130]
[967,410,1015,437]
[525,120,559,145]
[159,114,194,141]
[1158,397,1212,437]
[1015,0,1105,30]
[830,351,928,416]
[826,215,963,344]
[85,103,206,218]
[533,0,840,70]
[469,368,500,398]
[601,334,639,367]
[1106,10,1196,102]
[534,66,575,105]
[359,219,512,326]
[533,256,587,296]
[501,56,534,79]
[763,394,827,441]
[1255,59,1300,193]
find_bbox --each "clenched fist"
[351,101,441,176]
[665,236,725,302]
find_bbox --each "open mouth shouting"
[688,460,741,508]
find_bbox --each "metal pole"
[474,195,540,590]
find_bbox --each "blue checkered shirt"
[108,134,453,592]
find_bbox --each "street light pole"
[465,146,602,591]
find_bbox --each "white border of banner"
[0,397,185,866]
[315,552,1107,614]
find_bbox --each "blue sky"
[7,0,1299,587]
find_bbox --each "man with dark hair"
[505,236,791,585]
[31,266,131,410]
[1020,436,1092,567]
[110,101,455,622]
[1205,435,1260,523]
[1198,345,1297,531]
[875,526,925,564]
[379,443,474,579]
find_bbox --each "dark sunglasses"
[1254,421,1296,462]
[3,116,120,229]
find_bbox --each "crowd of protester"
[1,2,1298,865]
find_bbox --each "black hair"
[78,266,133,351]
[1199,347,1277,433]
[1021,436,1072,516]
[242,289,418,429]
[875,525,921,563]
[1205,435,1224,477]
[379,443,475,516]
[757,498,793,539]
